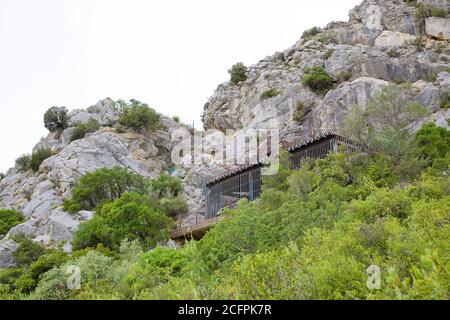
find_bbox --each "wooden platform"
[170,216,223,244]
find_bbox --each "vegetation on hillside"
[44,107,68,132]
[0,86,449,300]
[0,210,24,239]
[115,99,161,132]
[302,66,334,94]
[228,63,248,85]
[70,118,101,142]
[62,167,148,213]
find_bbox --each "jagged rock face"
[202,0,450,137]
[426,17,450,40]
[0,99,183,267]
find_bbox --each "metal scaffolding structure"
[204,132,359,218]
[205,165,262,218]
[289,134,359,169]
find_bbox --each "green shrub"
[70,118,101,142]
[149,174,182,198]
[317,32,333,44]
[31,250,115,300]
[260,88,281,101]
[12,237,46,267]
[30,148,52,172]
[44,107,68,132]
[172,116,180,123]
[126,247,190,292]
[301,26,322,40]
[440,92,450,109]
[116,99,161,132]
[323,48,335,60]
[0,210,25,238]
[431,7,447,17]
[14,249,68,293]
[232,246,302,299]
[411,36,425,49]
[293,101,306,123]
[387,48,401,58]
[157,196,189,218]
[302,66,334,94]
[63,166,148,213]
[228,63,247,85]
[337,71,352,83]
[72,192,173,251]
[343,84,427,159]
[413,122,450,165]
[15,154,31,172]
[419,4,448,17]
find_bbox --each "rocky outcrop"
[0,240,18,268]
[0,99,183,265]
[202,0,450,137]
[425,17,450,40]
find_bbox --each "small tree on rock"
[229,63,248,85]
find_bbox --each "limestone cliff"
[202,0,450,144]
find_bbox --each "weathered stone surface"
[203,0,448,135]
[350,0,421,35]
[0,98,183,267]
[0,239,18,268]
[375,31,416,48]
[437,71,450,89]
[425,17,450,40]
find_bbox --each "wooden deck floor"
[170,216,223,243]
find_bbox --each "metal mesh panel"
[206,166,263,218]
[205,135,361,218]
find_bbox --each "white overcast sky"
[0,0,361,173]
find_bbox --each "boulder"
[425,17,450,40]
[375,31,416,48]
[0,239,18,268]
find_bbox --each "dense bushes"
[416,3,448,19]
[302,66,334,94]
[15,149,52,173]
[12,237,46,267]
[70,118,101,142]
[63,167,148,213]
[343,84,427,160]
[1,108,448,300]
[301,26,322,40]
[13,249,68,294]
[63,169,186,251]
[260,89,281,101]
[0,210,24,238]
[149,174,183,198]
[30,148,53,172]
[413,122,450,167]
[72,193,173,251]
[228,63,247,85]
[0,122,448,299]
[44,107,68,132]
[15,154,31,172]
[116,99,160,132]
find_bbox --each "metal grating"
[204,132,360,218]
